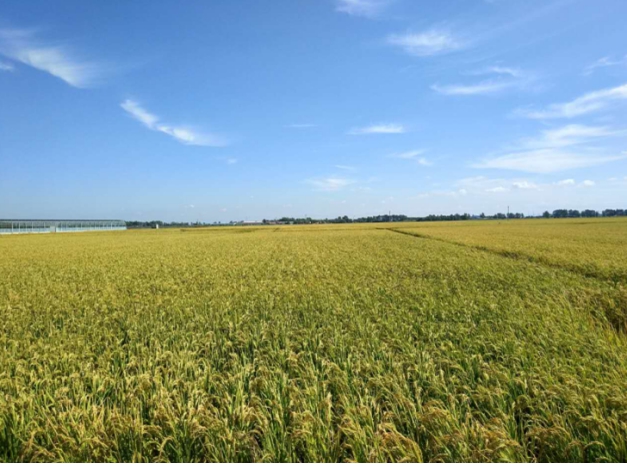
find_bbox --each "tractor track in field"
[382,227,626,286]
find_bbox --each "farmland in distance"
[1,218,626,462]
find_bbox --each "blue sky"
[1,0,626,221]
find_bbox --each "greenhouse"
[0,219,127,235]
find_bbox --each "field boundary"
[384,227,627,332]
[383,227,625,285]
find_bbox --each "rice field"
[1,219,627,462]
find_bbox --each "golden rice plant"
[1,219,627,461]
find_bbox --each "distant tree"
[542,211,551,218]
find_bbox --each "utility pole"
[507,205,510,218]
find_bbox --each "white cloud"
[438,177,522,198]
[474,149,626,173]
[0,60,14,72]
[307,177,355,191]
[387,30,462,57]
[458,176,539,193]
[520,125,621,150]
[348,123,406,135]
[388,150,433,166]
[483,66,523,78]
[486,186,508,193]
[0,29,105,88]
[433,66,534,96]
[388,149,425,159]
[512,180,539,190]
[584,55,627,75]
[226,158,237,164]
[335,0,391,18]
[432,80,513,96]
[454,175,612,202]
[121,99,227,147]
[516,83,627,119]
[121,99,158,127]
[335,164,356,171]
[475,124,627,173]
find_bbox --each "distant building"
[0,219,127,235]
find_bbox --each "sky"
[1,0,627,222]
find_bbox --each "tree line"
[543,209,626,218]
[126,208,627,228]
[273,208,626,224]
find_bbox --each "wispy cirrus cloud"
[515,83,627,119]
[306,176,355,191]
[335,0,391,18]
[433,66,535,96]
[215,156,238,165]
[387,29,463,57]
[432,80,512,96]
[334,164,356,171]
[388,149,432,165]
[518,124,621,150]
[0,28,106,88]
[480,66,524,78]
[474,124,626,173]
[388,149,424,159]
[348,123,406,135]
[121,99,228,147]
[0,60,14,72]
[584,55,627,75]
[475,149,626,173]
